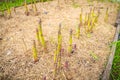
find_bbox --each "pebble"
[6,50,12,55]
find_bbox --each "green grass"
[111,40,120,80]
[0,0,51,11]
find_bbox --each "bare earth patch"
[0,0,119,80]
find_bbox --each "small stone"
[44,11,48,14]
[6,50,12,55]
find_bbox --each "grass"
[111,40,120,80]
[0,0,51,11]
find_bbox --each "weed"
[5,2,11,18]
[89,51,98,60]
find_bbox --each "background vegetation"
[111,40,120,80]
[0,0,51,11]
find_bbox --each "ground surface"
[0,0,119,80]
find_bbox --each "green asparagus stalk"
[32,40,38,62]
[68,29,73,54]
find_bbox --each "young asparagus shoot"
[86,13,91,33]
[38,19,47,51]
[33,0,38,15]
[91,7,95,17]
[76,23,81,39]
[104,8,109,22]
[54,45,58,78]
[36,28,40,45]
[57,24,62,68]
[32,40,38,62]
[24,0,29,16]
[80,8,83,24]
[31,0,34,9]
[41,0,44,2]
[94,10,100,23]
[84,13,88,26]
[54,24,62,79]
[68,29,73,54]
[57,24,62,55]
[89,20,94,33]
[7,7,11,18]
[57,24,62,69]
[84,13,89,33]
[91,11,99,29]
[54,45,58,64]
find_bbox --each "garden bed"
[0,0,119,80]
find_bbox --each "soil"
[0,0,119,80]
